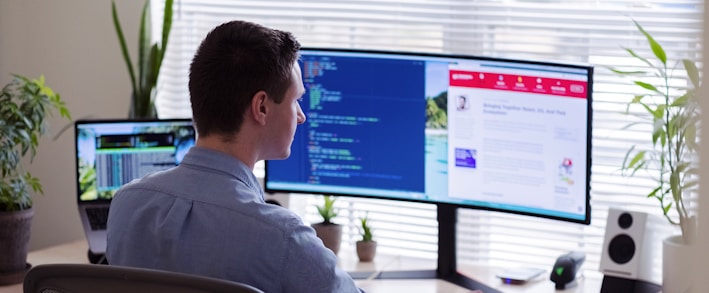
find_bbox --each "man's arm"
[281,223,362,293]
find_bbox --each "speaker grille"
[617,212,633,229]
[608,234,635,264]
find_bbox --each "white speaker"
[599,208,660,284]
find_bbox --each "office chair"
[23,263,265,293]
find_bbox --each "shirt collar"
[180,146,264,197]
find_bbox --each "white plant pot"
[663,235,693,293]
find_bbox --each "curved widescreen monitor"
[266,48,592,225]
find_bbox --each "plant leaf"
[633,80,663,95]
[670,171,681,202]
[620,121,651,131]
[652,118,665,146]
[683,59,700,89]
[138,0,150,97]
[317,196,338,223]
[609,68,646,75]
[685,123,698,150]
[621,145,635,171]
[670,92,690,107]
[647,186,662,199]
[625,150,646,170]
[682,180,698,190]
[634,19,667,65]
[624,47,656,71]
[146,44,160,87]
[159,0,174,65]
[653,104,666,120]
[663,202,673,215]
[111,0,138,95]
[0,75,70,210]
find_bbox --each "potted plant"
[312,195,342,255]
[612,20,699,293]
[111,0,174,119]
[0,75,71,284]
[356,212,376,262]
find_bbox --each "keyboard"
[86,206,110,230]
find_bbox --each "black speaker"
[599,208,661,293]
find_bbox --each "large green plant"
[112,0,174,119]
[613,20,700,243]
[316,195,339,225]
[0,75,72,211]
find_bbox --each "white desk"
[1,240,602,293]
[337,251,603,293]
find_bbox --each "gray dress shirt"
[106,147,362,293]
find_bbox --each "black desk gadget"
[550,251,585,289]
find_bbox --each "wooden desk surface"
[0,239,89,293]
[1,239,602,293]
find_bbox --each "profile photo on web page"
[456,95,470,111]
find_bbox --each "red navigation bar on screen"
[449,70,588,99]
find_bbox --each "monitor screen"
[75,119,196,202]
[265,48,592,224]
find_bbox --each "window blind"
[152,0,703,282]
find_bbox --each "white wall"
[0,0,143,250]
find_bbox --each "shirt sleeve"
[281,222,363,293]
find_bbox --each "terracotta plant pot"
[0,208,34,285]
[356,240,377,262]
[312,223,342,255]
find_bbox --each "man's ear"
[250,90,268,125]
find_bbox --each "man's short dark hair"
[188,20,301,137]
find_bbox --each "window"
[153,0,703,282]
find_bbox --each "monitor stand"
[348,204,501,293]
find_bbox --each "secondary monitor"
[75,118,196,202]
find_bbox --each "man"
[106,20,363,293]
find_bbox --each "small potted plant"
[0,74,71,284]
[356,212,376,262]
[311,195,342,255]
